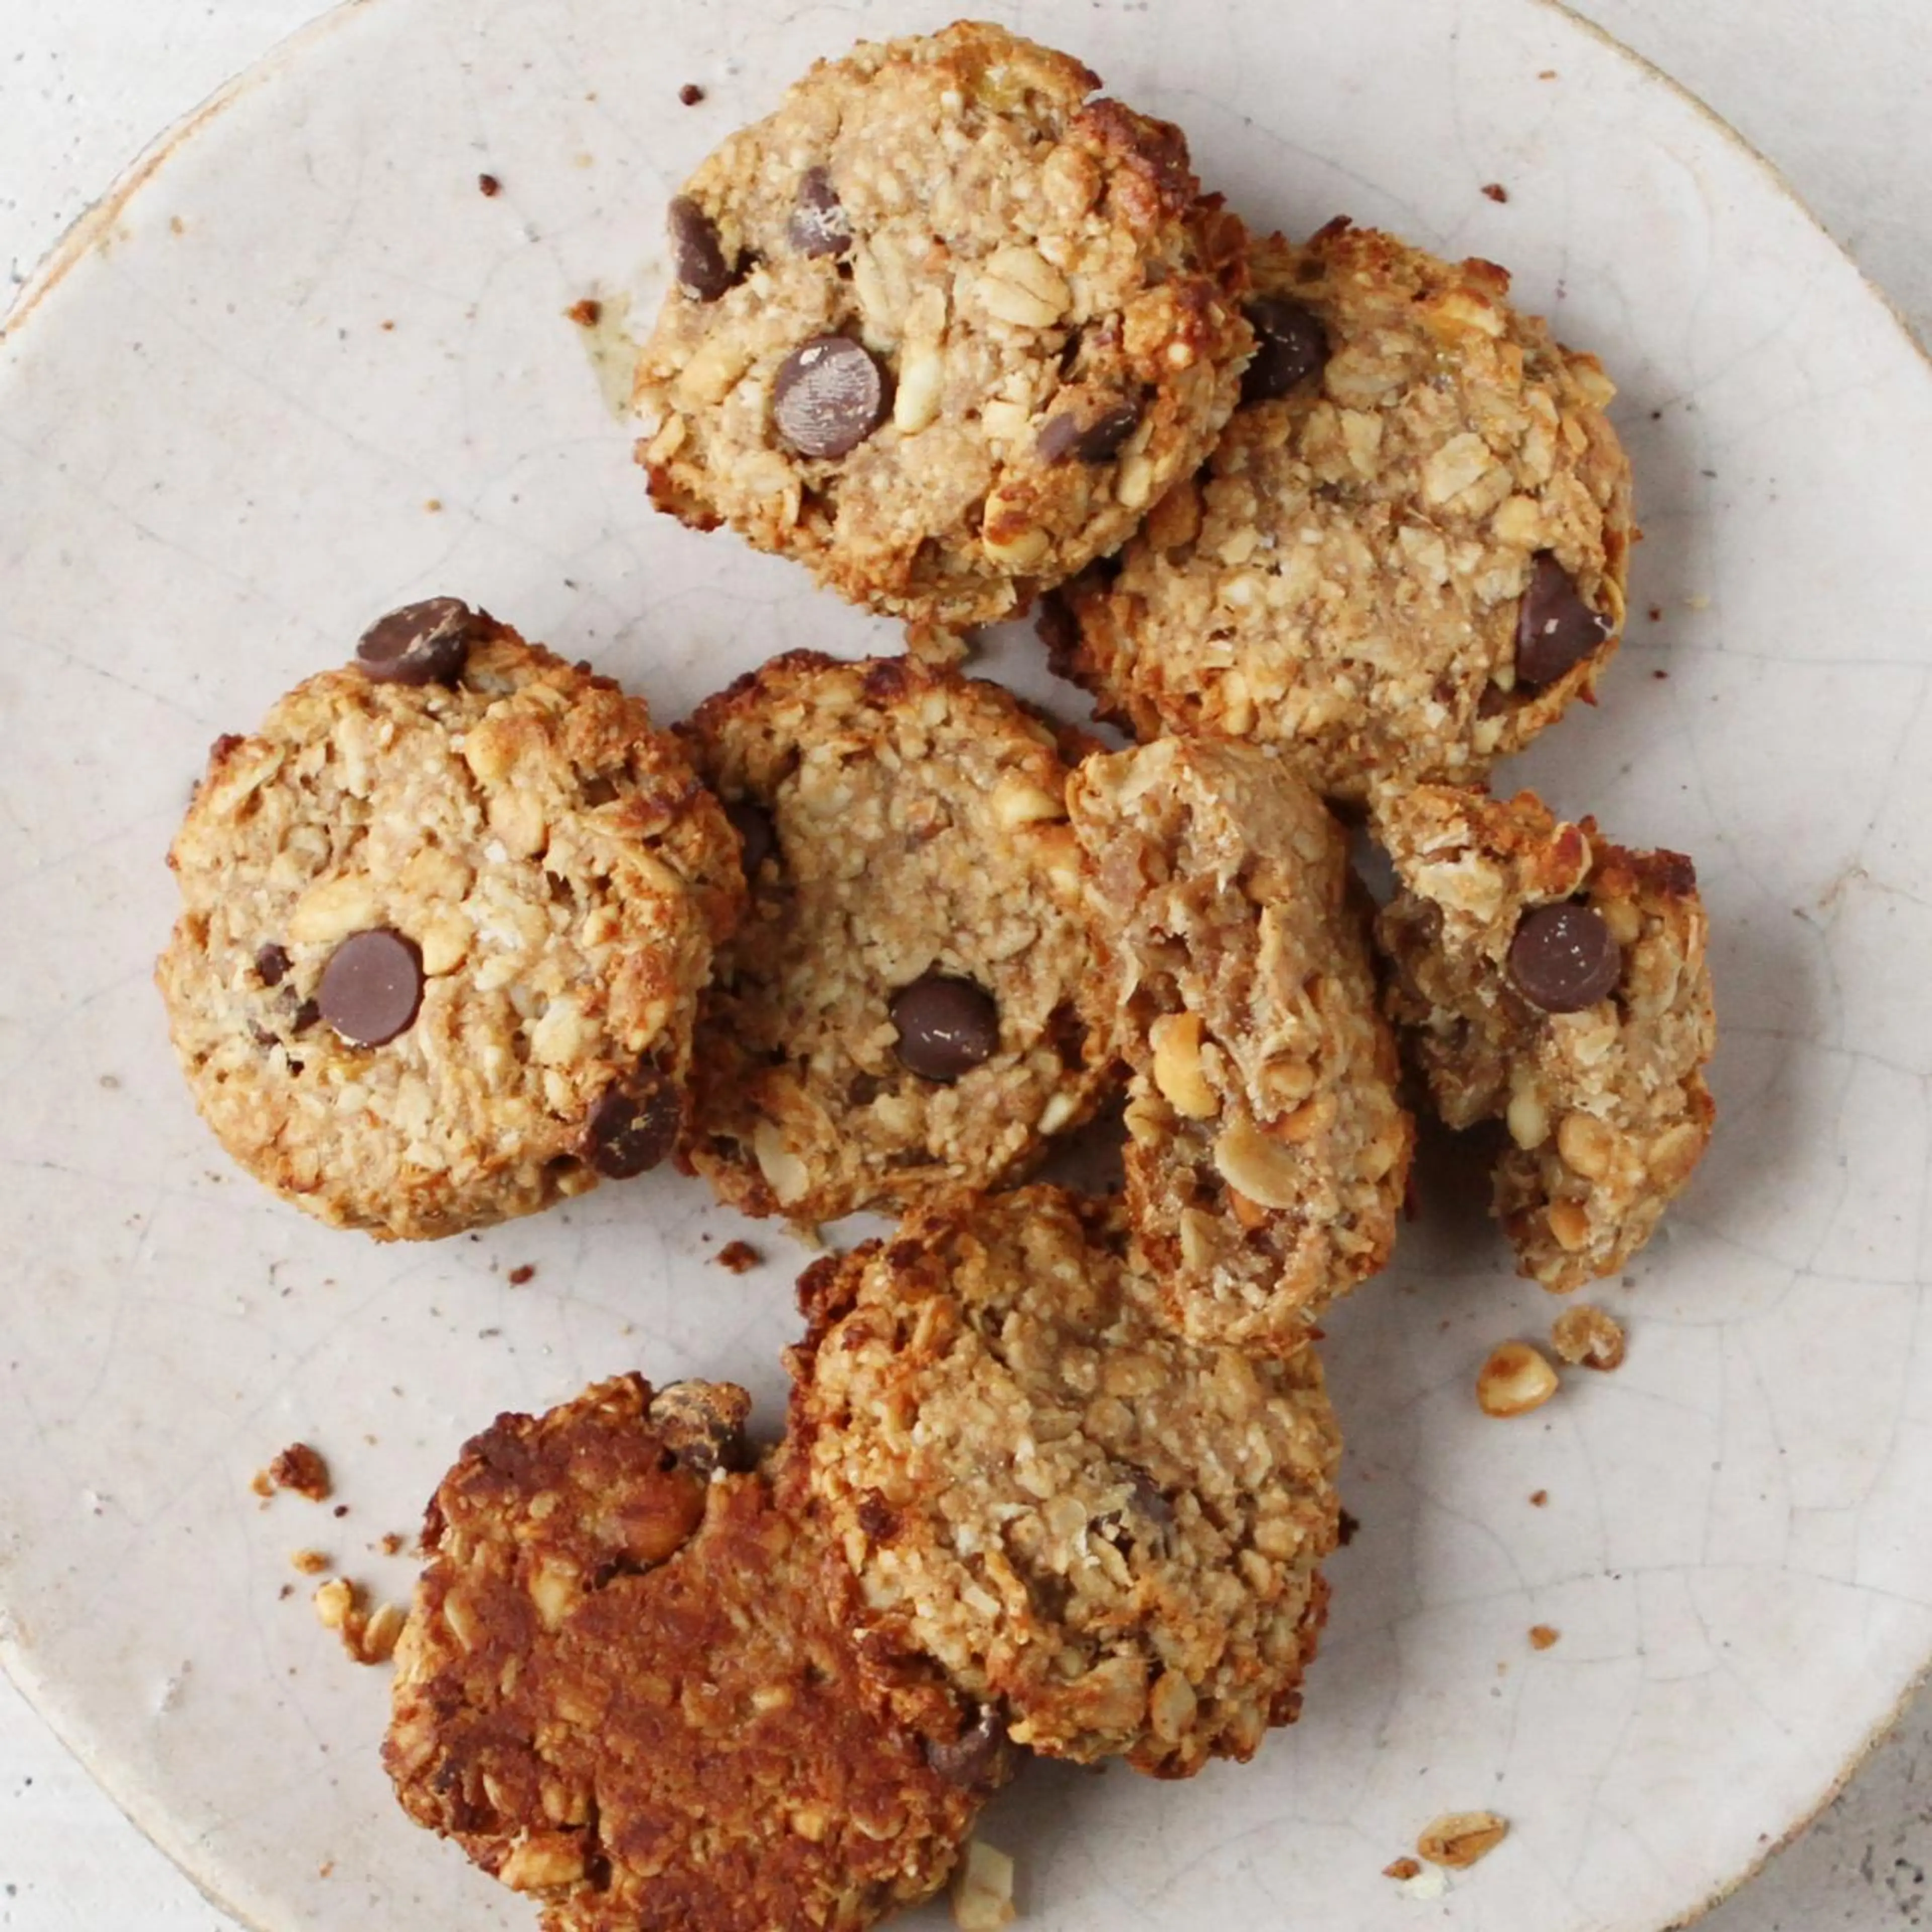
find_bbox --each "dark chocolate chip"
[855,1492,898,1540]
[787,167,852,259]
[1514,552,1613,686]
[668,195,736,302]
[1241,297,1329,404]
[773,335,887,459]
[255,943,290,987]
[725,798,776,883]
[355,597,481,687]
[923,1706,1013,1789]
[1508,903,1623,1013]
[316,928,424,1046]
[890,974,1000,1082]
[1037,401,1141,464]
[290,998,320,1034]
[585,1074,680,1178]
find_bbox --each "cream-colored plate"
[2,1,1927,1927]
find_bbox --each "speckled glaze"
[0,4,1928,1931]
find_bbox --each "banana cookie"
[633,20,1251,631]
[679,651,1110,1227]
[156,601,741,1240]
[788,1186,1342,1776]
[1373,783,1715,1290]
[1069,739,1410,1350]
[386,1375,1002,1932]
[1054,220,1634,801]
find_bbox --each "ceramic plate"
[3,1,1928,1927]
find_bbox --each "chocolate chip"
[585,1074,680,1178]
[255,943,290,987]
[725,798,776,882]
[1037,400,1141,464]
[316,929,424,1046]
[1241,297,1329,404]
[668,195,736,302]
[1514,552,1613,686]
[773,335,887,459]
[923,1707,1013,1790]
[787,167,852,259]
[1508,903,1623,1013]
[890,974,1000,1082]
[355,597,481,686]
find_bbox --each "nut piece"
[1417,1812,1509,1869]
[1211,1119,1303,1211]
[950,1838,1017,1932]
[1476,1341,1559,1418]
[1150,1013,1218,1119]
[1550,1304,1626,1371]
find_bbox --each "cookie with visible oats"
[789,1186,1342,1776]
[1054,220,1634,801]
[633,20,1251,631]
[1373,782,1714,1290]
[386,1375,1002,1932]
[155,601,741,1240]
[678,651,1111,1228]
[1069,738,1410,1350]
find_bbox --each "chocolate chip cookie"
[1069,739,1411,1350]
[156,602,741,1240]
[386,1375,1001,1932]
[678,651,1110,1227]
[1373,783,1715,1290]
[789,1186,1342,1776]
[1054,220,1634,801]
[633,20,1252,630]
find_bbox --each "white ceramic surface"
[2,3,1929,1930]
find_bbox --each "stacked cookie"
[155,21,1715,1932]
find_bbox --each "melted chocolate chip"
[355,597,481,686]
[668,195,736,302]
[1514,552,1613,686]
[787,167,852,259]
[315,929,424,1046]
[890,974,1000,1082]
[773,335,887,458]
[255,943,290,987]
[1508,903,1623,1013]
[1038,401,1141,464]
[725,797,776,883]
[923,1707,1013,1790]
[585,1074,680,1178]
[1241,297,1329,404]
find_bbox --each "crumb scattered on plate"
[1476,1341,1559,1417]
[1417,1811,1509,1868]
[254,1442,331,1502]
[1551,1304,1626,1370]
[715,1239,762,1273]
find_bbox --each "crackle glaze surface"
[1,3,1928,1929]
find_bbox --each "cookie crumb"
[1417,1811,1509,1869]
[1337,1507,1360,1547]
[1551,1304,1626,1371]
[477,172,502,198]
[951,1840,1017,1932]
[317,1860,334,1879]
[259,1442,331,1502]
[424,498,442,513]
[566,297,603,329]
[291,1548,329,1576]
[1476,1341,1559,1418]
[715,1240,762,1275]
[507,1263,537,1285]
[1481,182,1509,204]
[1538,67,1558,79]
[1529,1624,1561,1650]
[1647,605,1663,622]
[1653,668,1669,680]
[678,82,705,106]
[1383,1857,1422,1880]
[379,1532,408,1557]
[1529,1488,1549,1507]
[312,1577,406,1664]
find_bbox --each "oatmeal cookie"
[1069,739,1410,1349]
[156,601,741,1240]
[679,651,1110,1226]
[1374,783,1714,1290]
[386,1376,1001,1932]
[789,1186,1342,1776]
[633,20,1251,630]
[1055,220,1634,801]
